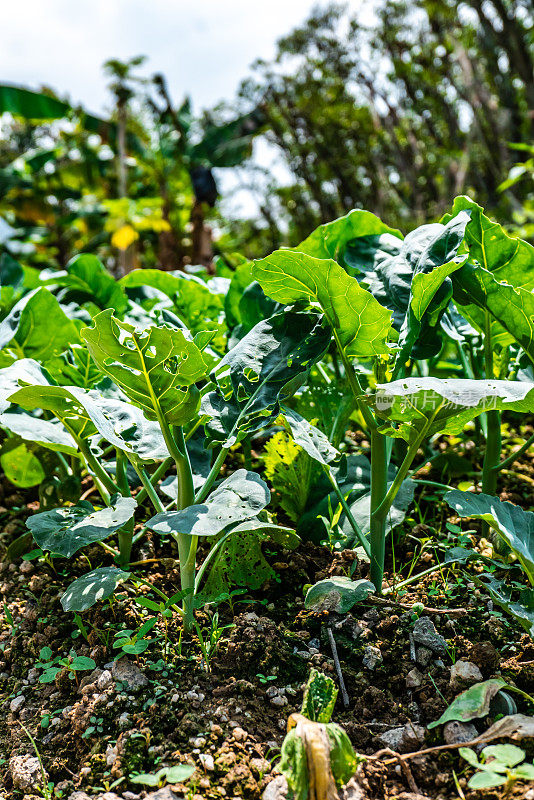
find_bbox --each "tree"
[233,0,533,248]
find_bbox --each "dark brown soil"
[1,451,533,800]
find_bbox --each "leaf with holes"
[0,288,80,362]
[304,577,375,614]
[82,310,208,425]
[374,378,534,443]
[281,407,339,467]
[202,311,331,447]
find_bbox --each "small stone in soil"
[443,720,479,744]
[406,668,423,688]
[412,617,448,654]
[362,645,382,670]
[111,657,148,691]
[449,660,483,690]
[9,755,44,792]
[10,695,25,713]
[415,646,433,667]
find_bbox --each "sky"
[1,0,327,115]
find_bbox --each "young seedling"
[460,744,534,792]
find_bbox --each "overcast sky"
[1,0,335,115]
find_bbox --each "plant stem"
[55,452,72,478]
[165,425,196,628]
[332,330,377,432]
[115,449,130,496]
[194,446,229,504]
[117,520,134,568]
[492,430,534,472]
[77,440,118,500]
[482,312,501,496]
[135,458,173,505]
[369,428,388,591]
[323,466,371,557]
[411,478,456,491]
[130,462,165,514]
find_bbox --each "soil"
[1,441,533,800]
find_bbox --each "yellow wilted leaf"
[112,225,139,250]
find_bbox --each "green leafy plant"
[129,764,195,787]
[35,647,96,684]
[460,744,534,792]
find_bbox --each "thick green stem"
[369,429,388,591]
[118,520,134,568]
[161,424,195,629]
[172,426,195,510]
[482,313,501,496]
[324,466,371,557]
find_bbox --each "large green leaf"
[444,196,534,290]
[27,495,137,558]
[0,288,80,362]
[295,208,401,264]
[0,85,70,120]
[202,311,331,447]
[475,574,534,637]
[120,271,226,349]
[46,254,128,314]
[82,310,208,425]
[148,470,270,538]
[0,413,77,456]
[445,197,534,359]
[445,491,534,584]
[0,359,54,412]
[346,212,470,360]
[199,518,298,602]
[374,377,534,442]
[61,567,130,612]
[0,438,46,487]
[453,261,534,362]
[253,251,391,358]
[9,384,169,461]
